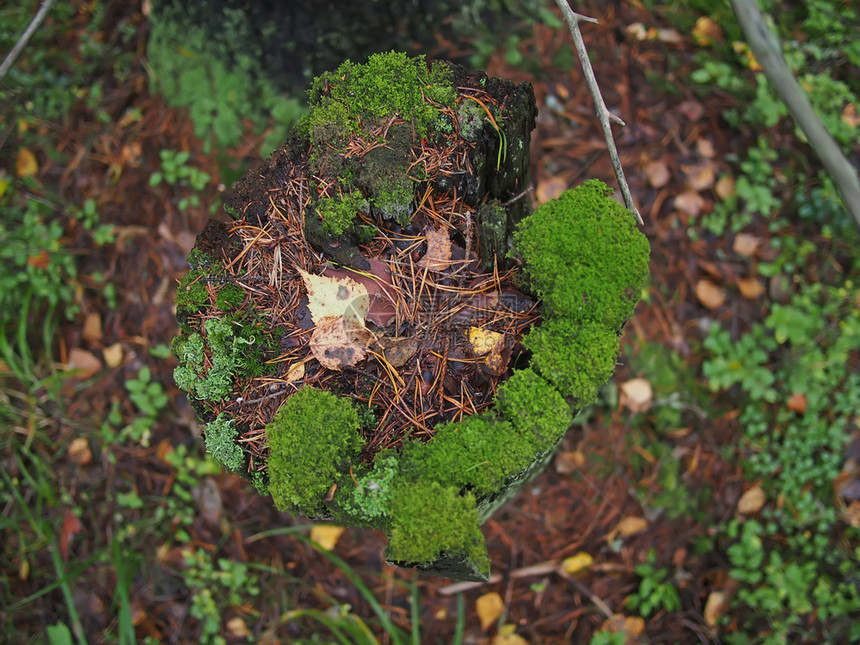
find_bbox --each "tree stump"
[173,53,649,581]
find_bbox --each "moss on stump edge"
[172,52,649,582]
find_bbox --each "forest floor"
[2,1,858,644]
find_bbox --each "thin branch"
[0,0,56,85]
[554,0,643,225]
[729,0,860,232]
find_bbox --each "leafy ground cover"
[1,1,858,643]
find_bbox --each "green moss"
[266,387,364,516]
[317,192,369,236]
[334,453,400,526]
[385,480,488,576]
[203,413,245,472]
[215,283,245,310]
[495,367,572,443]
[175,269,210,313]
[308,52,456,137]
[187,247,222,272]
[400,412,541,496]
[514,180,650,329]
[370,176,413,224]
[523,318,620,404]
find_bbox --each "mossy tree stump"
[172,53,649,581]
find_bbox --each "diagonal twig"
[554,0,643,225]
[0,0,56,85]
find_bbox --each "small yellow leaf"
[609,516,649,541]
[476,592,505,631]
[103,343,124,368]
[692,16,721,46]
[68,437,92,465]
[82,312,103,343]
[468,327,503,356]
[704,591,728,626]
[66,348,102,379]
[19,557,30,581]
[737,485,765,514]
[715,174,736,200]
[560,551,593,575]
[695,279,726,310]
[491,628,530,645]
[285,360,306,384]
[643,159,670,189]
[733,233,761,257]
[310,524,345,551]
[737,278,765,299]
[16,147,38,177]
[226,617,250,637]
[842,103,860,128]
[674,189,705,217]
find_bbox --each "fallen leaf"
[737,278,765,299]
[715,174,736,200]
[326,259,397,328]
[787,392,807,414]
[682,162,716,191]
[608,516,648,542]
[620,378,653,412]
[695,279,726,309]
[59,510,84,562]
[68,437,92,465]
[16,147,38,177]
[298,269,369,325]
[737,485,765,514]
[733,233,761,257]
[656,28,682,44]
[491,626,530,645]
[418,227,452,271]
[310,524,345,551]
[843,500,860,528]
[66,348,102,379]
[536,175,568,204]
[693,16,722,46]
[82,313,103,343]
[554,450,585,474]
[27,250,51,270]
[842,103,860,128]
[284,360,307,385]
[19,558,29,581]
[674,190,705,217]
[704,591,729,627]
[476,592,505,631]
[310,316,373,371]
[625,22,648,41]
[226,617,250,638]
[376,336,420,368]
[103,343,124,368]
[678,100,705,122]
[560,551,593,575]
[468,327,504,356]
[696,138,716,158]
[643,159,670,188]
[600,614,645,642]
[733,41,762,71]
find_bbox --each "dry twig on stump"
[554,0,643,226]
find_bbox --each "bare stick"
[729,0,860,232]
[553,0,643,225]
[0,0,56,85]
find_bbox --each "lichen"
[522,318,620,404]
[385,480,488,576]
[513,179,650,329]
[266,387,364,516]
[457,100,486,141]
[203,413,245,472]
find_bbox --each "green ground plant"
[625,550,682,617]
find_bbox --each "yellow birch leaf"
[560,551,593,575]
[468,327,503,356]
[298,268,369,325]
[309,316,373,371]
[476,592,505,631]
[737,485,765,514]
[16,147,38,178]
[310,524,345,551]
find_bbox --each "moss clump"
[215,283,245,310]
[523,319,620,404]
[399,413,542,496]
[266,387,364,516]
[307,52,456,138]
[457,100,486,141]
[175,270,210,313]
[317,192,370,236]
[386,480,488,576]
[495,367,572,442]
[203,413,245,472]
[370,176,413,224]
[334,453,400,526]
[514,179,650,329]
